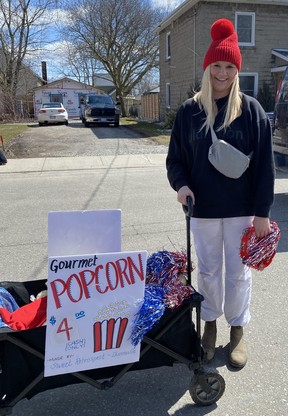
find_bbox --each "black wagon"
[0,199,225,415]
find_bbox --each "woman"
[166,18,275,368]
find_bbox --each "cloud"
[151,0,184,9]
[25,39,70,80]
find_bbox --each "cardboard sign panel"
[48,210,121,257]
[44,251,147,377]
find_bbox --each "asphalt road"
[1,126,288,416]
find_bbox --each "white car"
[38,103,68,126]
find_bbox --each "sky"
[152,0,183,7]
[29,0,185,82]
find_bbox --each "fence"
[140,93,160,122]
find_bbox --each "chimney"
[41,61,48,84]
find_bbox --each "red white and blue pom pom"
[130,250,195,346]
[240,221,281,270]
[146,250,195,308]
[130,284,166,346]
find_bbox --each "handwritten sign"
[44,251,147,377]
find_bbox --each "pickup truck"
[80,94,120,127]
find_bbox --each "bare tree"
[0,0,57,117]
[63,0,164,116]
[57,41,103,85]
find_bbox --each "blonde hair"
[194,66,242,134]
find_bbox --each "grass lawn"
[0,124,30,148]
[121,117,170,145]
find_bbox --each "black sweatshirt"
[166,94,275,218]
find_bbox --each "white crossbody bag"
[208,126,252,179]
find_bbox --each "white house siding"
[33,78,103,119]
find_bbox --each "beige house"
[0,57,43,117]
[15,65,43,116]
[157,0,288,120]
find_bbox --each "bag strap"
[209,125,218,143]
[204,98,254,160]
[209,124,253,160]
[206,97,254,160]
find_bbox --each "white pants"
[190,216,253,326]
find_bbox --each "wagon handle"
[182,196,193,217]
[182,196,193,286]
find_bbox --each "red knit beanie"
[203,18,242,71]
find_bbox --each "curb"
[0,154,167,174]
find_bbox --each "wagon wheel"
[189,372,225,406]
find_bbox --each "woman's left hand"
[253,216,271,238]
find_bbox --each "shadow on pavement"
[12,364,219,416]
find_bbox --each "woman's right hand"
[177,186,195,205]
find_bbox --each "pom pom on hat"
[203,18,242,71]
[211,18,235,41]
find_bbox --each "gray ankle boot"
[229,326,248,368]
[202,320,217,361]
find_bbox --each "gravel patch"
[6,120,168,159]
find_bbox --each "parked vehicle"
[273,67,288,167]
[37,103,68,126]
[80,94,120,127]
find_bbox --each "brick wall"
[159,1,288,121]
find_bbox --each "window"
[42,103,63,108]
[79,94,87,105]
[88,95,113,105]
[239,73,258,97]
[50,94,63,103]
[166,83,171,108]
[166,32,171,60]
[235,12,255,46]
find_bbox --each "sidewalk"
[0,154,166,174]
[2,154,288,175]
